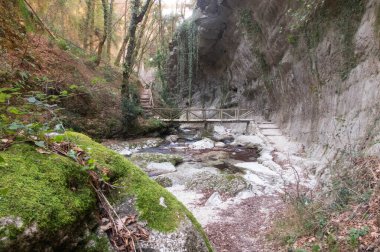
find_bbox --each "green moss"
[0,132,213,251]
[0,222,23,240]
[0,144,94,234]
[65,133,208,236]
[182,206,214,252]
[67,132,183,231]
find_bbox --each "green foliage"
[337,0,366,80]
[326,233,339,252]
[254,49,270,74]
[239,9,262,38]
[288,0,325,32]
[0,73,76,148]
[347,227,369,249]
[150,49,175,106]
[91,76,107,85]
[270,194,329,250]
[287,34,298,46]
[17,0,35,32]
[301,0,366,80]
[57,38,70,51]
[121,83,142,128]
[176,19,199,105]
[312,244,321,252]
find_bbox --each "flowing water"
[105,123,319,251]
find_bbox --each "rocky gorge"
[106,120,320,251]
[164,0,380,250]
[168,0,380,180]
[1,0,380,251]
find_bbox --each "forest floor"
[1,32,124,138]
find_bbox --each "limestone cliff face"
[169,0,380,175]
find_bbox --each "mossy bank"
[0,132,213,251]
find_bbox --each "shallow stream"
[104,124,317,251]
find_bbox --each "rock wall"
[169,0,380,177]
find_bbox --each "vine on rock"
[175,19,199,106]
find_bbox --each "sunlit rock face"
[168,0,380,170]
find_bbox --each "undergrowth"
[270,154,380,251]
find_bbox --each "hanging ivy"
[175,19,199,106]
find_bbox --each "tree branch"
[136,0,153,23]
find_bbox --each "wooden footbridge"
[139,88,255,125]
[150,108,255,124]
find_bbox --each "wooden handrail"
[150,108,255,122]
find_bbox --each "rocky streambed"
[104,123,320,251]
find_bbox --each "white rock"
[234,162,279,178]
[231,135,264,148]
[0,217,23,229]
[120,148,132,156]
[205,192,223,207]
[213,125,234,141]
[159,197,167,208]
[189,138,215,150]
[146,162,177,175]
[166,135,179,143]
[215,142,226,148]
[214,125,228,135]
[244,173,267,186]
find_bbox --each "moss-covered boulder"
[0,143,97,251]
[130,152,184,170]
[0,132,212,251]
[186,171,248,196]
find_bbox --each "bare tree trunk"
[137,23,157,73]
[89,0,95,52]
[114,0,129,66]
[83,0,91,50]
[132,0,153,70]
[121,0,152,125]
[95,0,109,66]
[115,36,129,66]
[158,0,164,46]
[23,0,56,40]
[106,0,114,62]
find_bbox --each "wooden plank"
[151,108,255,123]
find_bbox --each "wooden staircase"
[140,88,153,113]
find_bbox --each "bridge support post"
[246,121,250,134]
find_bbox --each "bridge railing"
[150,108,255,121]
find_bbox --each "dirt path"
[206,195,284,252]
